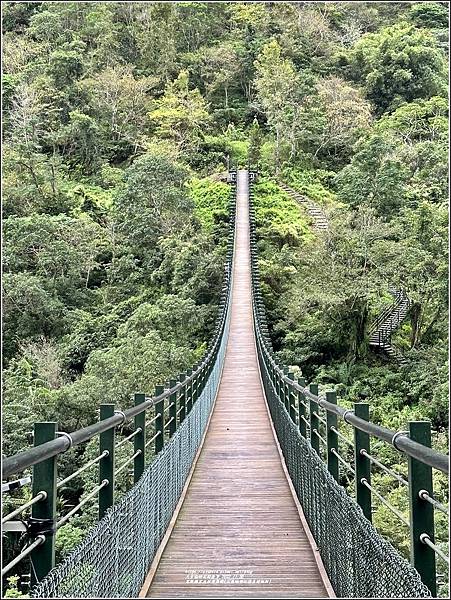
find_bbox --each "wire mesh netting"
[31,298,231,598]
[258,351,431,599]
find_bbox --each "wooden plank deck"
[142,170,333,598]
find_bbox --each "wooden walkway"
[142,171,333,598]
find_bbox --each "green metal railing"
[248,170,448,596]
[1,178,238,590]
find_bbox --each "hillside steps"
[278,182,329,231]
[278,181,411,365]
[368,290,411,365]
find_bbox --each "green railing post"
[280,367,286,407]
[186,368,193,413]
[283,367,289,412]
[203,360,209,392]
[272,365,278,398]
[269,361,275,394]
[266,358,272,398]
[30,422,57,586]
[133,394,145,483]
[354,403,372,522]
[99,404,115,519]
[408,421,436,596]
[189,364,197,412]
[155,385,165,454]
[275,367,281,403]
[287,372,296,423]
[298,377,307,437]
[193,364,199,405]
[179,373,186,423]
[326,391,339,482]
[309,384,319,454]
[199,362,205,396]
[168,380,177,438]
[196,364,202,401]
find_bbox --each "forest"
[1,1,449,595]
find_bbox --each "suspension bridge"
[1,170,448,598]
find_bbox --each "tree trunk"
[18,158,44,198]
[410,302,423,348]
[354,301,368,359]
[50,160,57,197]
[421,306,441,342]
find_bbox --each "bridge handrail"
[1,173,238,587]
[247,168,448,596]
[259,343,448,474]
[2,315,228,478]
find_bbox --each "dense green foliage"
[2,1,448,594]
[342,22,447,113]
